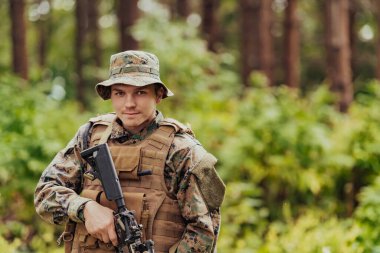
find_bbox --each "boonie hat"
[96,50,174,100]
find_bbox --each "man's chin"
[121,115,139,122]
[121,121,139,128]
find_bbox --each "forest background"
[2,0,380,252]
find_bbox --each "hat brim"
[95,74,174,100]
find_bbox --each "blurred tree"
[376,0,380,80]
[239,0,274,88]
[75,0,88,109]
[87,0,101,67]
[260,0,274,85]
[35,0,52,68]
[240,0,260,88]
[160,0,175,19]
[117,0,139,50]
[176,0,190,18]
[349,0,357,74]
[284,0,300,88]
[325,0,353,112]
[9,0,28,80]
[202,0,220,52]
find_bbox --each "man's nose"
[124,94,136,108]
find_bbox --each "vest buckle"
[57,231,74,245]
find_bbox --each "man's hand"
[83,201,118,246]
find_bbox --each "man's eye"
[136,90,147,95]
[114,91,124,96]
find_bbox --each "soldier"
[34,50,225,253]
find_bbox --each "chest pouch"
[109,145,141,180]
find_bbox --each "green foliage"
[219,82,343,218]
[0,74,89,252]
[217,82,380,251]
[0,3,11,72]
[349,82,380,175]
[219,182,268,252]
[0,235,20,253]
[355,176,380,252]
[259,212,363,253]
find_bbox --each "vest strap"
[155,212,184,223]
[99,123,113,144]
[153,223,184,238]
[147,126,175,150]
[57,221,76,253]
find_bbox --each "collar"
[110,111,164,142]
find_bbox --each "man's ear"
[156,87,164,103]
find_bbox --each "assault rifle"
[81,143,155,253]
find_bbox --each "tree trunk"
[202,0,219,52]
[349,0,356,78]
[240,0,273,88]
[87,0,101,67]
[376,1,380,80]
[176,0,190,18]
[75,0,88,109]
[9,0,28,80]
[36,0,52,68]
[117,0,139,51]
[37,20,48,68]
[260,0,274,86]
[284,0,300,88]
[325,0,353,112]
[240,0,260,88]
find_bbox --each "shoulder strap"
[89,113,116,125]
[159,118,195,137]
[99,124,113,144]
[92,117,191,148]
[71,121,93,167]
[88,113,116,145]
[82,122,93,151]
[146,125,176,151]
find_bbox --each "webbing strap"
[153,224,184,238]
[98,123,113,144]
[147,125,175,151]
[155,212,184,223]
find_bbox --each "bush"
[218,182,268,252]
[260,211,362,253]
[0,74,89,252]
[355,176,380,252]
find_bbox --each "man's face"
[110,84,162,133]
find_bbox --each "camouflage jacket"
[34,111,223,253]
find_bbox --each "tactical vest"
[71,114,189,253]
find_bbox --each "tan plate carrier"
[69,115,187,253]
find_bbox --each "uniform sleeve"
[167,138,225,253]
[34,123,92,225]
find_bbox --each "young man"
[34,50,225,253]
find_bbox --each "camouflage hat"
[95,50,174,100]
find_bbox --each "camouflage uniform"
[35,112,223,252]
[34,51,225,253]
